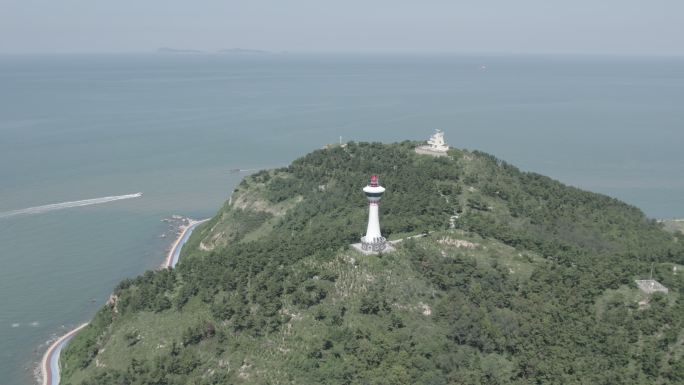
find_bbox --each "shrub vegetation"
[62,142,684,385]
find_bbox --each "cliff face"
[190,172,302,252]
[61,142,684,385]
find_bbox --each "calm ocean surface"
[1,53,683,384]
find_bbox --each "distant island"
[157,47,272,55]
[156,47,204,54]
[218,48,270,55]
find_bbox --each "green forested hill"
[61,142,684,385]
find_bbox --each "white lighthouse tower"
[361,175,387,251]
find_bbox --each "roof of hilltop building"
[635,279,669,294]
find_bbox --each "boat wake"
[0,193,142,219]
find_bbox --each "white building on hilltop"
[415,129,450,156]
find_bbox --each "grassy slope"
[63,229,538,384]
[61,142,684,385]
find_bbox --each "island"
[217,48,271,55]
[59,141,684,384]
[156,47,204,54]
[156,47,273,55]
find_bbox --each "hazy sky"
[1,0,682,55]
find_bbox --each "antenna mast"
[650,263,654,280]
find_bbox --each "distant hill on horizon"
[156,47,204,54]
[157,47,272,55]
[218,48,270,55]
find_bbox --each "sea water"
[0,53,683,384]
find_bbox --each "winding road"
[41,218,208,385]
[164,219,208,268]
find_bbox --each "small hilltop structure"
[351,175,395,255]
[323,136,348,150]
[636,280,669,295]
[635,264,669,295]
[415,129,450,157]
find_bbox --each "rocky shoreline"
[36,215,207,385]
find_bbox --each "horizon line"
[1,49,683,58]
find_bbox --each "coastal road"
[164,219,209,268]
[41,323,88,385]
[41,218,208,385]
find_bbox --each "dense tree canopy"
[62,142,684,385]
